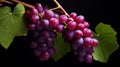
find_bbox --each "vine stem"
[1,0,69,16]
[11,0,34,8]
[53,0,69,16]
[1,0,14,4]
[50,6,60,11]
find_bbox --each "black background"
[0,0,120,66]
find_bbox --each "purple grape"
[30,8,38,15]
[78,48,87,57]
[75,15,85,23]
[85,54,93,63]
[46,38,54,47]
[73,38,84,46]
[54,13,59,19]
[44,9,54,19]
[39,52,50,61]
[64,30,74,42]
[59,15,68,24]
[55,24,64,32]
[84,37,92,46]
[84,21,89,28]
[28,24,36,31]
[24,10,31,20]
[70,12,77,19]
[40,30,50,39]
[35,3,43,13]
[50,31,57,38]
[40,19,49,27]
[48,48,56,56]
[77,23,85,30]
[83,28,92,37]
[66,18,74,23]
[50,18,59,27]
[86,46,94,54]
[38,37,45,44]
[90,38,99,47]
[74,30,83,38]
[41,43,48,52]
[67,21,77,31]
[72,44,79,50]
[30,15,39,24]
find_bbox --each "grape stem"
[1,0,34,8]
[50,6,64,13]
[50,6,60,11]
[53,0,69,16]
[11,0,34,8]
[1,0,69,17]
[1,0,14,4]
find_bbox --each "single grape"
[40,30,50,39]
[83,28,92,37]
[74,30,83,38]
[31,15,39,24]
[85,54,93,63]
[24,10,31,20]
[59,15,68,24]
[67,21,77,31]
[39,52,50,61]
[70,12,77,19]
[86,46,94,54]
[66,17,74,23]
[75,15,85,23]
[50,18,59,27]
[28,24,36,31]
[84,37,92,46]
[64,30,74,42]
[90,38,99,47]
[40,19,49,27]
[50,31,57,38]
[44,9,54,19]
[48,48,56,56]
[55,24,64,32]
[30,8,38,15]
[77,23,85,30]
[35,3,43,13]
[54,13,59,19]
[84,21,89,28]
[73,38,84,46]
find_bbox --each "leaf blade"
[52,33,71,61]
[13,4,25,14]
[93,23,119,63]
[0,4,27,49]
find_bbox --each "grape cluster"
[62,13,99,63]
[25,3,57,61]
[24,3,99,63]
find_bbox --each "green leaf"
[93,23,119,63]
[0,4,27,49]
[52,33,71,61]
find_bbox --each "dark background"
[0,0,120,66]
